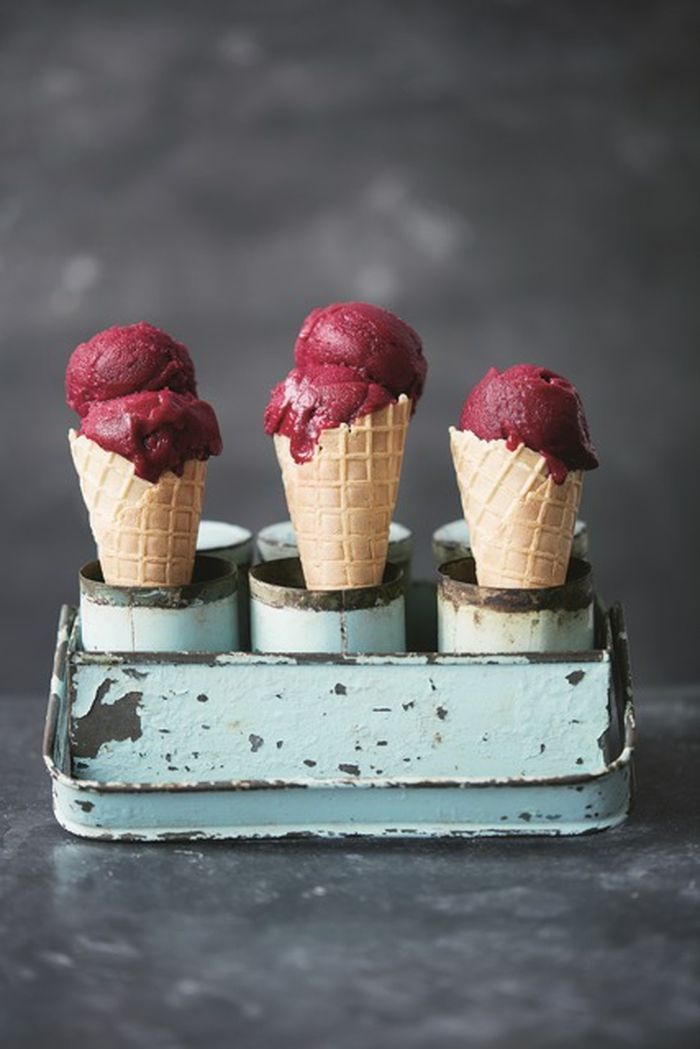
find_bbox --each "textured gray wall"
[1,0,698,693]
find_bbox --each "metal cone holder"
[44,517,635,841]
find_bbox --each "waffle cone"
[69,430,206,587]
[449,428,583,589]
[273,395,411,590]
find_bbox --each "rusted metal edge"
[69,639,609,667]
[80,555,238,608]
[610,602,636,752]
[71,649,609,666]
[249,558,404,611]
[42,605,77,776]
[437,557,593,614]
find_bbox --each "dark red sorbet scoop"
[66,321,197,417]
[458,364,598,484]
[264,302,427,463]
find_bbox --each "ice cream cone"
[273,395,411,590]
[69,430,206,587]
[449,428,583,589]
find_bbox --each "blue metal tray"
[43,592,634,841]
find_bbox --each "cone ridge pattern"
[450,429,583,588]
[69,431,206,586]
[274,395,411,589]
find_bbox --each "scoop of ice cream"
[294,302,426,402]
[265,302,426,462]
[458,364,598,484]
[80,389,222,484]
[264,365,398,463]
[66,322,197,416]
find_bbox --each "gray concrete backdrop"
[1,0,698,693]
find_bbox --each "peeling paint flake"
[73,691,143,760]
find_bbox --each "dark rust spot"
[377,740,388,747]
[402,701,415,710]
[197,694,209,703]
[72,690,143,759]
[276,740,284,749]
[338,763,360,776]
[436,706,448,720]
[123,668,148,680]
[303,759,317,768]
[334,683,347,695]
[76,800,94,813]
[249,734,264,753]
[566,670,585,686]
[94,678,115,703]
[519,812,532,822]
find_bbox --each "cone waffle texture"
[69,430,206,587]
[450,428,583,589]
[273,395,411,590]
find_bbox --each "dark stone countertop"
[1,688,698,1048]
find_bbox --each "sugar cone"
[449,428,583,589]
[273,395,411,590]
[69,430,206,587]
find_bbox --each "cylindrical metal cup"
[432,518,589,568]
[437,556,594,654]
[197,520,254,650]
[256,520,413,586]
[79,554,239,653]
[249,557,405,655]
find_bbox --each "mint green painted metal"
[249,558,406,655]
[197,521,254,566]
[196,520,254,650]
[438,557,595,654]
[79,555,239,654]
[43,597,635,840]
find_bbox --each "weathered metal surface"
[196,520,254,650]
[438,557,595,653]
[43,601,634,839]
[79,555,239,653]
[433,518,589,568]
[249,558,406,654]
[196,521,254,566]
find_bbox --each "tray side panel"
[69,656,612,783]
